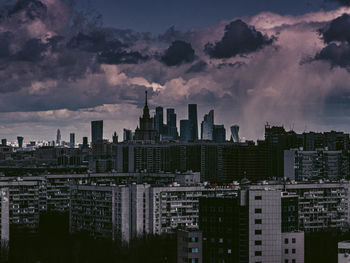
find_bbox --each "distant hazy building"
[188,104,198,141]
[1,139,6,147]
[70,133,75,148]
[123,129,133,142]
[17,136,23,149]
[56,129,61,146]
[91,120,103,144]
[180,120,191,142]
[201,110,214,140]
[213,125,226,143]
[230,125,240,142]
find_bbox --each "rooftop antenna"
[145,90,148,107]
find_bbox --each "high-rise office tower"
[91,120,103,144]
[201,110,214,140]
[17,136,23,149]
[56,129,61,145]
[180,120,191,142]
[1,139,6,146]
[82,137,88,148]
[70,133,75,148]
[231,125,240,142]
[188,104,198,141]
[213,125,226,143]
[123,129,132,141]
[112,132,118,144]
[166,108,177,140]
[154,107,164,135]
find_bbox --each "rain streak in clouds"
[1,0,350,141]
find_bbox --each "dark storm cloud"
[0,0,154,98]
[186,61,207,73]
[8,0,47,20]
[99,50,148,64]
[204,19,274,59]
[67,31,149,64]
[15,38,49,61]
[326,0,350,6]
[315,14,350,67]
[315,42,350,67]
[161,40,195,66]
[319,13,350,43]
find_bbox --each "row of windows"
[284,248,296,254]
[284,238,297,244]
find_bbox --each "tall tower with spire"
[134,90,159,141]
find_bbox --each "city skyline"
[2,1,350,142]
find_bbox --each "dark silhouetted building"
[180,120,191,142]
[123,129,133,141]
[188,104,198,141]
[231,125,240,142]
[91,120,103,144]
[213,125,226,143]
[154,106,164,135]
[56,129,61,146]
[166,108,177,140]
[82,137,88,148]
[1,139,6,146]
[112,132,118,144]
[201,110,214,140]
[70,133,75,148]
[17,136,23,149]
[134,91,158,141]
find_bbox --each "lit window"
[190,248,199,253]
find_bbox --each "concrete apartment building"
[69,183,237,243]
[284,149,349,180]
[177,229,203,263]
[70,184,131,242]
[338,241,350,263]
[199,187,304,263]
[0,189,9,243]
[248,181,350,232]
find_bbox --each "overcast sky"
[0,0,350,143]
